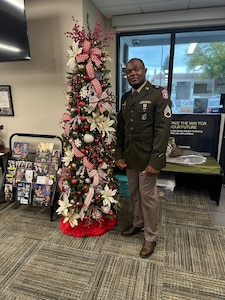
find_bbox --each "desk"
[162,157,223,206]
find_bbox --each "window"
[117,27,225,114]
[117,32,170,110]
[193,83,212,94]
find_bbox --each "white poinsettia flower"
[87,112,116,137]
[100,184,118,209]
[56,193,72,216]
[105,131,116,145]
[63,209,74,223]
[80,86,88,99]
[67,41,82,70]
[74,138,82,147]
[68,213,80,227]
[61,148,74,166]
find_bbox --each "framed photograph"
[0,85,14,116]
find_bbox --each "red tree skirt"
[60,215,117,237]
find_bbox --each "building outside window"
[117,27,225,114]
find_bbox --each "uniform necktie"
[131,90,138,104]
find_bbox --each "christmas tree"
[56,15,120,237]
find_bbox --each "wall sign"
[170,114,221,158]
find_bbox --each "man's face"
[126,59,147,89]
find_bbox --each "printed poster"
[170,114,221,158]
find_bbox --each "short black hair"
[127,58,145,68]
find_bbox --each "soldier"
[115,58,172,258]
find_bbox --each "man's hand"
[142,165,160,176]
[115,159,127,170]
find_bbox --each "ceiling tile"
[91,0,225,18]
[91,0,137,9]
[98,5,142,18]
[141,0,189,13]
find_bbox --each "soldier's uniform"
[115,80,172,242]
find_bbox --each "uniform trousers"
[126,168,159,242]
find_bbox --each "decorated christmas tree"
[56,15,120,237]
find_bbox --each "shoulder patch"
[164,105,171,118]
[162,89,169,99]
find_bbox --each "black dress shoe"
[122,225,143,236]
[140,240,156,258]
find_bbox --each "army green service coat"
[114,81,172,171]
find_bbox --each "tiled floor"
[207,184,225,227]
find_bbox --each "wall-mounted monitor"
[0,0,30,62]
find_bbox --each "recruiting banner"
[170,114,221,158]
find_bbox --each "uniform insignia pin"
[141,113,147,120]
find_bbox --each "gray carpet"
[0,187,225,300]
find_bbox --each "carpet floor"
[0,187,225,300]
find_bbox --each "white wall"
[0,0,103,147]
[1,1,224,148]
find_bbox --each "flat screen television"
[0,0,30,62]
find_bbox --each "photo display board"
[170,114,221,158]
